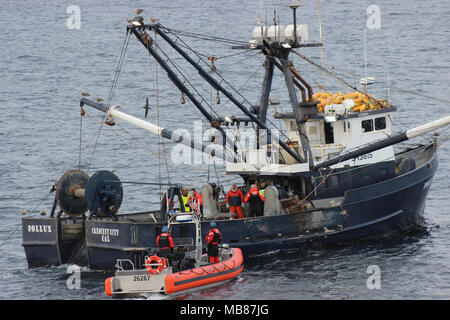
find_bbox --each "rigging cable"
[87,31,131,173]
[292,49,359,92]
[150,30,172,196]
[294,50,450,105]
[162,27,249,46]
[166,29,298,154]
[150,38,238,161]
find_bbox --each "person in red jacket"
[226,184,244,219]
[190,188,203,215]
[244,184,265,217]
[156,226,174,255]
[205,222,222,263]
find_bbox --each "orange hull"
[105,277,113,296]
[164,247,244,295]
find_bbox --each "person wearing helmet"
[156,226,174,254]
[205,222,222,263]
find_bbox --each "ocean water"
[0,0,449,300]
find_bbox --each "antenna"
[360,28,375,91]
[318,0,323,43]
[387,68,390,102]
[273,9,277,42]
[288,1,302,43]
[318,0,325,84]
[260,0,264,39]
[364,29,367,92]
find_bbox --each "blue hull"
[22,144,438,269]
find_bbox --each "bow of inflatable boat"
[165,247,244,295]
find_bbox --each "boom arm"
[79,98,236,161]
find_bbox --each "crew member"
[160,189,175,214]
[190,188,203,215]
[244,184,265,217]
[259,179,267,198]
[205,222,222,263]
[180,187,191,212]
[156,226,174,255]
[226,184,244,219]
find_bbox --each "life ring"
[145,255,166,274]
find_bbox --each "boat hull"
[22,145,438,269]
[165,248,244,295]
[21,217,86,267]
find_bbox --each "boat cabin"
[276,106,397,167]
[225,106,397,175]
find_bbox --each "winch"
[54,169,123,218]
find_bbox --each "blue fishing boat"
[22,5,449,269]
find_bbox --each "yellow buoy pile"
[312,91,389,113]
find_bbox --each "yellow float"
[312,91,389,113]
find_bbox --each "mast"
[257,57,274,147]
[278,46,314,166]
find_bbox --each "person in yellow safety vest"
[259,179,267,198]
[180,187,191,212]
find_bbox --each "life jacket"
[156,232,174,249]
[192,191,203,206]
[226,188,244,206]
[259,188,265,198]
[181,193,191,212]
[206,228,221,246]
[244,187,264,204]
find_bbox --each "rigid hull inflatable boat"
[104,212,243,298]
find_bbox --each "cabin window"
[324,122,334,144]
[361,119,373,133]
[375,117,386,130]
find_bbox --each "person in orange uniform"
[190,188,203,215]
[205,222,222,263]
[156,226,174,255]
[244,184,265,217]
[226,184,244,219]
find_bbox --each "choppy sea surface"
[0,0,449,300]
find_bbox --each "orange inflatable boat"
[165,247,244,295]
[105,247,243,298]
[105,212,243,298]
